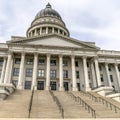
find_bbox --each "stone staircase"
[0,90,31,118]
[30,90,61,118]
[54,91,92,118]
[72,91,120,118]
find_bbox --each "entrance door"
[64,82,69,91]
[50,81,56,90]
[37,81,44,90]
[77,83,80,91]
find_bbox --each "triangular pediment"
[9,34,99,50]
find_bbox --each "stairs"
[0,90,31,118]
[72,91,120,118]
[30,90,61,118]
[54,91,92,118]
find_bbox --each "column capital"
[47,53,51,57]
[71,55,75,59]
[34,52,38,56]
[82,56,87,59]
[8,51,13,55]
[94,56,99,60]
[21,52,26,56]
[59,54,63,58]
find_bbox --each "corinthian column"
[71,55,77,91]
[4,52,12,84]
[59,55,64,91]
[0,57,7,83]
[32,53,38,90]
[83,56,91,91]
[18,52,25,89]
[46,54,50,90]
[94,57,101,87]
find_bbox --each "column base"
[45,86,50,90]
[85,87,91,92]
[72,87,78,91]
[59,87,65,91]
[31,85,37,90]
[17,85,23,90]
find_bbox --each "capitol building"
[0,3,120,97]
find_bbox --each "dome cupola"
[26,3,69,38]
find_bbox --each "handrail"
[67,92,96,118]
[86,92,98,102]
[28,87,34,118]
[49,90,64,118]
[88,92,120,113]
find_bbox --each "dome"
[35,3,62,20]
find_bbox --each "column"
[8,58,13,83]
[83,56,91,91]
[46,27,48,34]
[4,52,12,83]
[52,27,54,33]
[32,53,38,90]
[35,29,37,36]
[0,57,7,83]
[18,52,25,89]
[91,62,97,88]
[71,55,77,91]
[46,54,50,90]
[105,63,112,87]
[40,28,42,35]
[114,64,120,92]
[94,57,102,87]
[59,55,64,91]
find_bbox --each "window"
[110,75,113,82]
[26,68,33,77]
[13,68,19,76]
[76,71,79,79]
[63,70,68,78]
[38,59,45,65]
[48,27,52,33]
[0,59,3,66]
[100,74,104,82]
[54,28,58,33]
[118,66,120,72]
[38,69,45,77]
[26,58,33,65]
[15,58,21,64]
[75,61,79,67]
[12,80,18,87]
[51,60,56,66]
[24,81,31,89]
[87,62,89,67]
[63,60,68,66]
[50,70,56,78]
[108,66,112,71]
[42,27,46,33]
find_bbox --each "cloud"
[0,0,120,51]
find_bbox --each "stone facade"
[0,3,120,93]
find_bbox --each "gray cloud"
[0,0,120,50]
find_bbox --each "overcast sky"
[0,0,120,51]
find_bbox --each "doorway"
[50,81,56,90]
[37,81,44,90]
[64,82,69,91]
[77,83,81,91]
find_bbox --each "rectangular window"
[118,66,120,72]
[100,74,104,82]
[50,60,56,66]
[12,80,18,87]
[63,60,68,66]
[99,65,102,71]
[110,75,113,82]
[76,71,79,79]
[26,58,33,65]
[108,66,112,71]
[15,58,21,64]
[24,81,31,89]
[13,68,19,76]
[38,69,45,77]
[87,62,89,67]
[0,59,3,66]
[50,70,56,78]
[26,68,33,77]
[38,59,45,65]
[63,70,68,78]
[75,61,79,67]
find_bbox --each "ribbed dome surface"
[35,3,61,20]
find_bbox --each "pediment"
[18,36,99,50]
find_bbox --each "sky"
[0,0,120,51]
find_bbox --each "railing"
[87,92,120,113]
[28,87,34,118]
[49,90,64,118]
[67,92,96,118]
